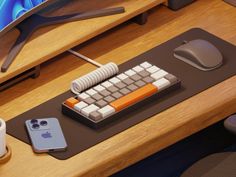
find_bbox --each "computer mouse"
[173,39,223,71]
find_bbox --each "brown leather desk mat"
[6,28,236,160]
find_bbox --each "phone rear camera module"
[30,119,38,124]
[32,123,40,129]
[40,120,48,126]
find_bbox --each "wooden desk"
[1,0,236,176]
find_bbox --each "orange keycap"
[110,83,158,111]
[65,97,79,108]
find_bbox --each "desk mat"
[6,28,236,160]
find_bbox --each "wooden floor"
[1,0,236,177]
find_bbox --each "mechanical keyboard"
[62,62,181,128]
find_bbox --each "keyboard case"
[62,79,181,129]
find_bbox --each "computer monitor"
[0,0,60,38]
[0,1,124,72]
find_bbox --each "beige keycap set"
[62,62,181,128]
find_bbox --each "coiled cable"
[68,49,119,94]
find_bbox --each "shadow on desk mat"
[6,28,236,160]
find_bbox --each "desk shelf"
[0,0,167,89]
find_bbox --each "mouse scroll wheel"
[182,40,189,44]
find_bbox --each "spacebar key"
[110,83,157,111]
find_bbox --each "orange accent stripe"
[110,83,158,111]
[65,97,79,108]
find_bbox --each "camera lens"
[40,120,48,126]
[30,119,38,124]
[32,123,40,129]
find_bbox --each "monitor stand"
[1,7,125,73]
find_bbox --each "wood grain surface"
[0,0,165,83]
[0,0,236,177]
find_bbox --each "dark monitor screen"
[0,0,59,37]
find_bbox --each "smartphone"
[25,118,67,153]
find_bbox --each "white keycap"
[152,78,170,91]
[109,77,120,84]
[74,101,88,112]
[151,70,168,80]
[78,93,90,100]
[101,81,113,88]
[147,66,160,74]
[86,89,97,96]
[81,104,99,117]
[140,62,152,69]
[117,73,128,80]
[125,69,136,76]
[98,105,115,118]
[94,85,105,92]
[132,66,144,73]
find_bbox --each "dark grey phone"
[25,118,67,153]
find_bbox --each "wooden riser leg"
[0,65,41,92]
[132,12,148,25]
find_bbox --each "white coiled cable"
[68,49,119,94]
